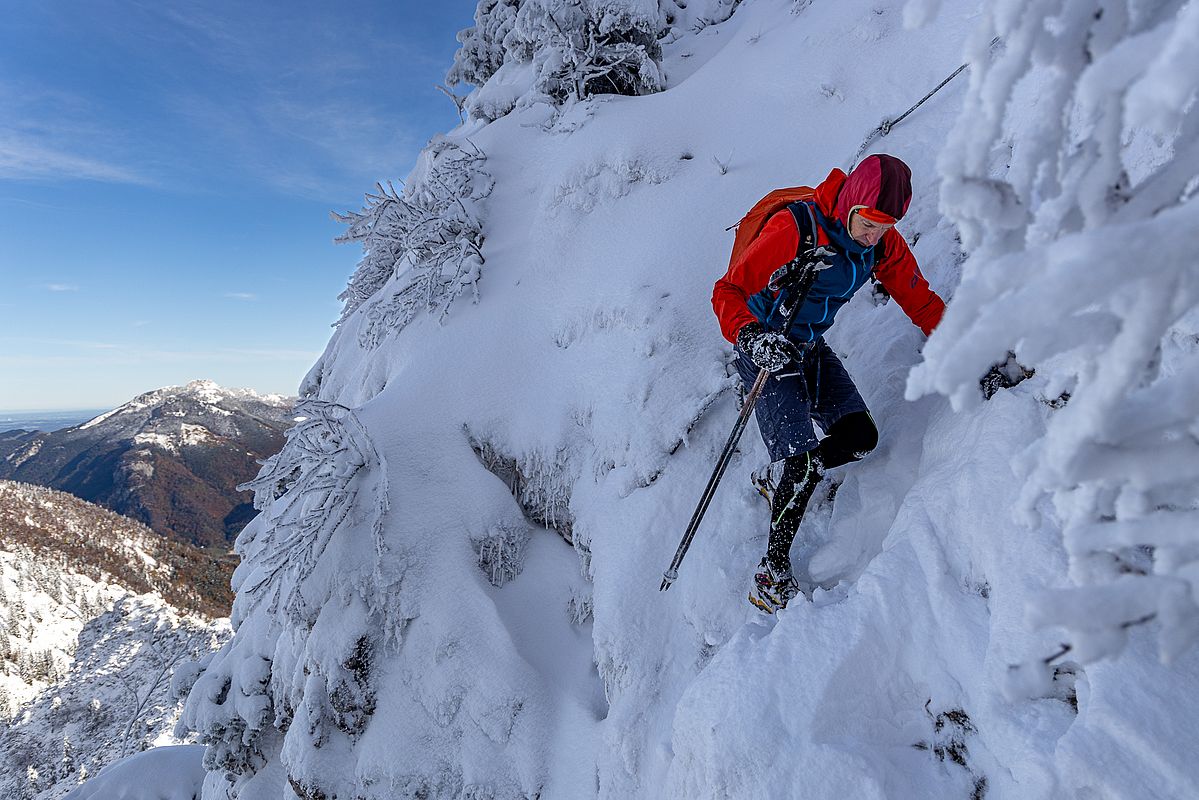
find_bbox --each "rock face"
[0,381,295,549]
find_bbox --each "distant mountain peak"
[0,382,297,547]
[80,379,292,432]
[180,378,291,407]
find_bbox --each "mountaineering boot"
[749,557,800,614]
[750,458,790,505]
[750,463,776,505]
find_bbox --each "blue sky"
[0,0,478,410]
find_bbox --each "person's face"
[848,211,892,247]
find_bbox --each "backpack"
[726,187,818,270]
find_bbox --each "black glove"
[768,246,838,292]
[737,322,798,372]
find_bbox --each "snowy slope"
[0,482,229,800]
[171,1,1199,799]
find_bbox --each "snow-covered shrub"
[910,0,1199,673]
[473,522,530,587]
[236,400,388,618]
[447,0,521,89]
[332,138,492,348]
[447,0,665,122]
[181,400,391,798]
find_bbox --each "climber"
[711,153,945,613]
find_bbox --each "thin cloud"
[0,132,147,184]
[225,292,257,301]
[143,4,432,201]
[0,195,71,211]
[216,347,320,360]
[0,80,152,185]
[0,343,318,368]
[2,5,448,200]
[0,337,119,353]
[43,283,81,292]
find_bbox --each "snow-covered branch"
[910,0,1199,674]
[447,0,665,123]
[333,138,492,348]
[236,399,388,620]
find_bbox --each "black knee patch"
[819,411,878,469]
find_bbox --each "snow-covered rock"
[61,745,207,800]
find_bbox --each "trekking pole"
[660,249,832,591]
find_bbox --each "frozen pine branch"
[236,399,388,621]
[434,83,467,123]
[333,138,492,347]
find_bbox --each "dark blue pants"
[736,338,878,574]
[734,338,870,462]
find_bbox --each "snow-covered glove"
[737,322,799,372]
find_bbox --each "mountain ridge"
[0,381,295,548]
[0,480,229,800]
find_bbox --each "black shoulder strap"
[786,201,818,259]
[873,233,888,265]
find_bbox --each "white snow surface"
[165,1,1199,799]
[79,379,290,431]
[61,745,207,800]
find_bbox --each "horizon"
[0,405,110,415]
[0,377,298,414]
[0,1,478,410]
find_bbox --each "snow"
[0,481,229,800]
[128,460,155,479]
[61,745,206,800]
[78,406,136,431]
[79,380,291,431]
[7,438,43,468]
[131,424,213,450]
[133,432,180,453]
[179,424,211,447]
[99,0,1199,798]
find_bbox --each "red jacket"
[712,167,944,343]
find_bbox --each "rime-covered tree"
[304,140,493,400]
[58,734,75,780]
[9,597,26,639]
[329,139,491,332]
[446,0,665,122]
[909,0,1199,684]
[180,401,391,799]
[446,0,520,88]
